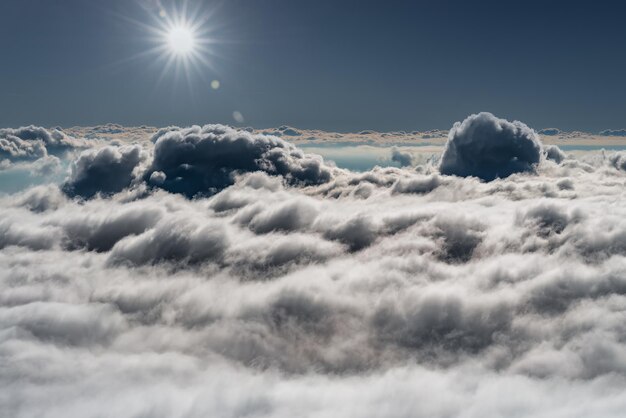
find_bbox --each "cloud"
[145,125,334,197]
[62,145,147,198]
[538,128,562,136]
[238,199,319,234]
[3,119,626,416]
[9,184,66,213]
[261,126,303,137]
[1,125,81,151]
[390,146,413,167]
[29,155,63,177]
[0,132,47,161]
[0,126,85,162]
[278,125,301,136]
[439,112,542,181]
[59,204,163,252]
[392,174,441,194]
[108,215,229,266]
[608,151,626,171]
[544,144,566,164]
[599,129,626,137]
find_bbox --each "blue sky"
[1,0,625,131]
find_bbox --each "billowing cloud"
[390,146,414,167]
[145,125,334,197]
[439,112,542,181]
[608,151,626,171]
[62,145,147,198]
[1,133,47,161]
[544,144,566,163]
[0,126,85,161]
[2,120,626,417]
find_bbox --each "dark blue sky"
[1,0,625,132]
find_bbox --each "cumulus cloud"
[0,133,47,161]
[3,120,626,417]
[0,126,85,162]
[108,214,228,266]
[390,146,414,167]
[62,145,146,198]
[608,151,626,171]
[538,127,562,136]
[145,125,334,197]
[439,112,542,181]
[544,144,566,164]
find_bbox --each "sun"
[118,2,222,87]
[167,25,196,56]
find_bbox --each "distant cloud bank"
[599,129,626,137]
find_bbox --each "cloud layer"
[2,119,626,417]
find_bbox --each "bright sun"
[167,26,195,55]
[138,3,218,82]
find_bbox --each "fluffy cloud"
[391,174,441,194]
[0,126,85,161]
[538,127,562,136]
[439,112,542,181]
[9,184,66,212]
[145,125,334,197]
[544,144,566,163]
[3,120,626,417]
[0,133,47,161]
[608,152,626,171]
[390,146,414,167]
[62,145,146,198]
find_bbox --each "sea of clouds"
[2,112,626,417]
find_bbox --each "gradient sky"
[1,0,625,132]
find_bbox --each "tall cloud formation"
[2,119,626,417]
[439,112,542,181]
